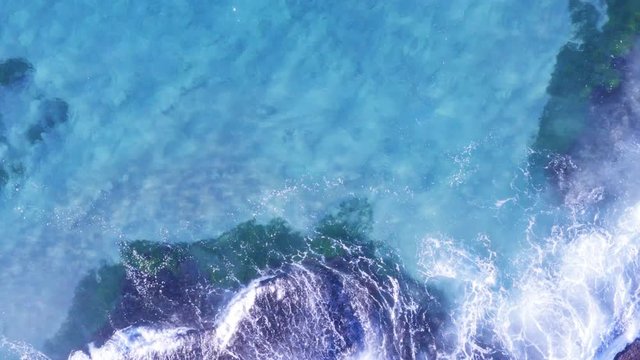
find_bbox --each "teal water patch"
[0,0,573,355]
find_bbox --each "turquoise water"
[1,0,639,359]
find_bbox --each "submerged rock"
[0,166,8,187]
[26,98,70,143]
[45,199,450,360]
[0,58,68,192]
[0,58,33,86]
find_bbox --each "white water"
[417,200,640,359]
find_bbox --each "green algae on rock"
[117,197,377,289]
[121,218,305,288]
[535,0,640,154]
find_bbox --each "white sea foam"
[418,153,640,360]
[418,234,501,359]
[496,204,640,360]
[69,327,197,360]
[0,336,50,360]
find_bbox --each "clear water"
[1,1,638,359]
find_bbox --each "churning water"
[0,0,639,359]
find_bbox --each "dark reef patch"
[0,58,33,87]
[26,98,70,143]
[0,57,72,193]
[45,199,451,359]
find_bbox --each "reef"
[0,57,32,190]
[45,199,450,359]
[0,57,71,193]
[0,58,33,86]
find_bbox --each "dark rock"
[0,58,33,86]
[45,199,451,359]
[615,339,640,360]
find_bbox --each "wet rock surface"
[615,339,640,360]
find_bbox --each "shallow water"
[0,0,638,359]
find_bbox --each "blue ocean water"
[1,0,639,359]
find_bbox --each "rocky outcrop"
[45,199,450,360]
